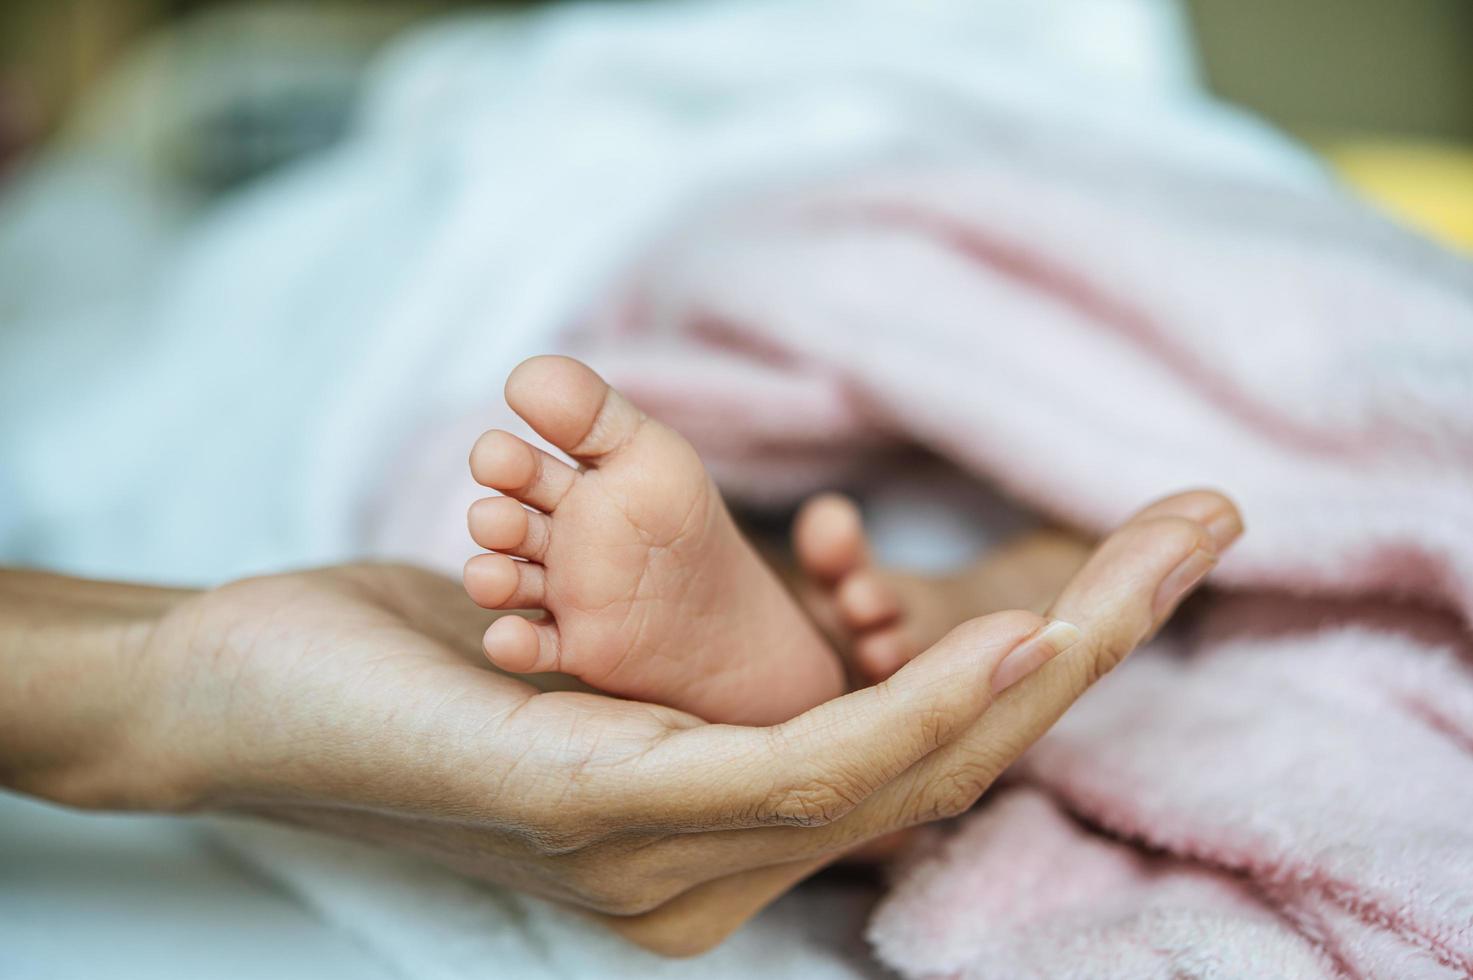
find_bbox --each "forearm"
[0,568,195,809]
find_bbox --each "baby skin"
[792,497,1091,686]
[463,356,1085,724]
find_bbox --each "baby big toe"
[504,355,645,464]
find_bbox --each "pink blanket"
[382,150,1473,976]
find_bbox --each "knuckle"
[913,703,954,755]
[1088,619,1144,682]
[1083,634,1128,685]
[761,776,863,828]
[1042,630,1122,694]
[910,761,997,823]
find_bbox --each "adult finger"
[587,491,1240,939]
[594,610,1080,835]
[858,493,1235,836]
[648,491,1237,874]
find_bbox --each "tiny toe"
[463,553,547,610]
[469,429,535,488]
[794,493,866,583]
[469,429,578,512]
[483,616,562,674]
[836,570,903,630]
[468,496,551,561]
[504,355,645,464]
[467,496,528,550]
[855,627,917,684]
[483,616,540,673]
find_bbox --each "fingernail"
[992,620,1082,694]
[1151,548,1216,621]
[1203,511,1243,552]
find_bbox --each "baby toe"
[793,493,866,583]
[836,569,903,630]
[469,429,578,513]
[464,553,547,610]
[854,627,918,684]
[469,496,551,562]
[504,355,645,464]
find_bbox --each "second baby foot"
[794,493,1092,684]
[463,356,845,726]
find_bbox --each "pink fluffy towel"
[382,143,1473,974]
[574,153,1473,977]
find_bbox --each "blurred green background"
[1187,0,1473,142]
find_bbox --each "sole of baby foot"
[463,355,845,726]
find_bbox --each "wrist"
[0,570,199,812]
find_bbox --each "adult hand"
[0,490,1238,956]
[602,489,1241,952]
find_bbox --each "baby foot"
[463,356,845,726]
[794,494,1092,685]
